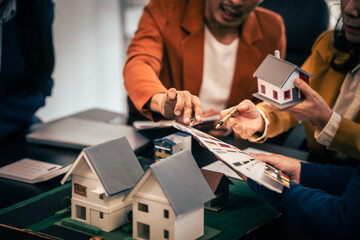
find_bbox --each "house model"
[153,132,191,161]
[60,137,144,232]
[124,150,215,240]
[253,53,313,109]
[200,169,234,212]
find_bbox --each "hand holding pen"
[217,100,265,139]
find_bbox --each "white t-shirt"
[199,26,239,112]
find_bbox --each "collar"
[1,0,16,23]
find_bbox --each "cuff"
[314,111,341,146]
[248,108,269,142]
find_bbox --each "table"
[0,108,315,239]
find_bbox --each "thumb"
[294,78,312,97]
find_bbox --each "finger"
[220,106,235,118]
[191,96,203,124]
[176,91,192,123]
[293,78,314,99]
[166,88,177,101]
[173,91,186,116]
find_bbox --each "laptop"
[26,117,150,154]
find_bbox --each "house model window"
[99,193,104,200]
[138,202,149,212]
[74,183,87,197]
[253,53,313,109]
[164,229,169,239]
[261,84,266,94]
[76,205,86,220]
[99,212,103,219]
[273,90,278,100]
[164,209,169,219]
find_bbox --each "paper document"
[133,115,220,130]
[172,122,290,193]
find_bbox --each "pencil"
[215,104,239,129]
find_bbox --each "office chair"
[259,0,329,149]
[260,0,329,66]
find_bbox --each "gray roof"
[253,54,313,88]
[150,150,215,216]
[84,136,144,197]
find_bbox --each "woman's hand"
[249,153,301,184]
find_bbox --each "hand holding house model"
[253,51,313,109]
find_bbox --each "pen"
[215,104,239,129]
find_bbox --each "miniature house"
[153,132,191,161]
[253,54,313,109]
[125,150,215,240]
[200,169,234,212]
[60,137,144,232]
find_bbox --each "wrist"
[150,93,164,113]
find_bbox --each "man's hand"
[249,153,301,184]
[266,78,333,129]
[220,100,264,139]
[150,88,203,125]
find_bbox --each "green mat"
[205,179,279,239]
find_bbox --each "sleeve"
[328,117,360,160]
[247,164,360,239]
[123,0,169,120]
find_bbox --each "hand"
[266,79,333,129]
[220,100,264,139]
[249,153,301,184]
[150,88,203,125]
[198,109,232,138]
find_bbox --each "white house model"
[153,132,192,161]
[124,150,215,240]
[253,54,313,109]
[60,137,144,232]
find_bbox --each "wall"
[37,0,127,122]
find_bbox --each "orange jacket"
[124,0,286,120]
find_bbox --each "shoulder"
[312,30,338,62]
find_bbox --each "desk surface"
[0,108,314,240]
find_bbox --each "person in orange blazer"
[123,0,286,127]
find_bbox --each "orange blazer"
[124,0,286,120]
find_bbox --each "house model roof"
[150,150,214,215]
[61,137,144,197]
[200,169,234,194]
[126,150,214,216]
[154,132,190,147]
[253,54,313,88]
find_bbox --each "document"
[172,122,290,193]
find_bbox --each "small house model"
[253,54,313,109]
[125,150,215,240]
[200,169,234,212]
[60,137,144,232]
[153,132,191,161]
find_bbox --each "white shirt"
[199,25,239,112]
[315,64,360,146]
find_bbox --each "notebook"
[26,117,149,153]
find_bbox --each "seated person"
[123,0,286,129]
[0,0,55,140]
[220,0,360,161]
[243,152,360,240]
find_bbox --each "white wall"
[37,0,127,122]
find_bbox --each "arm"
[247,161,359,239]
[123,0,202,124]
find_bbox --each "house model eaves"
[253,54,313,109]
[125,150,215,239]
[61,136,144,197]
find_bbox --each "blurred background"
[36,0,341,122]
